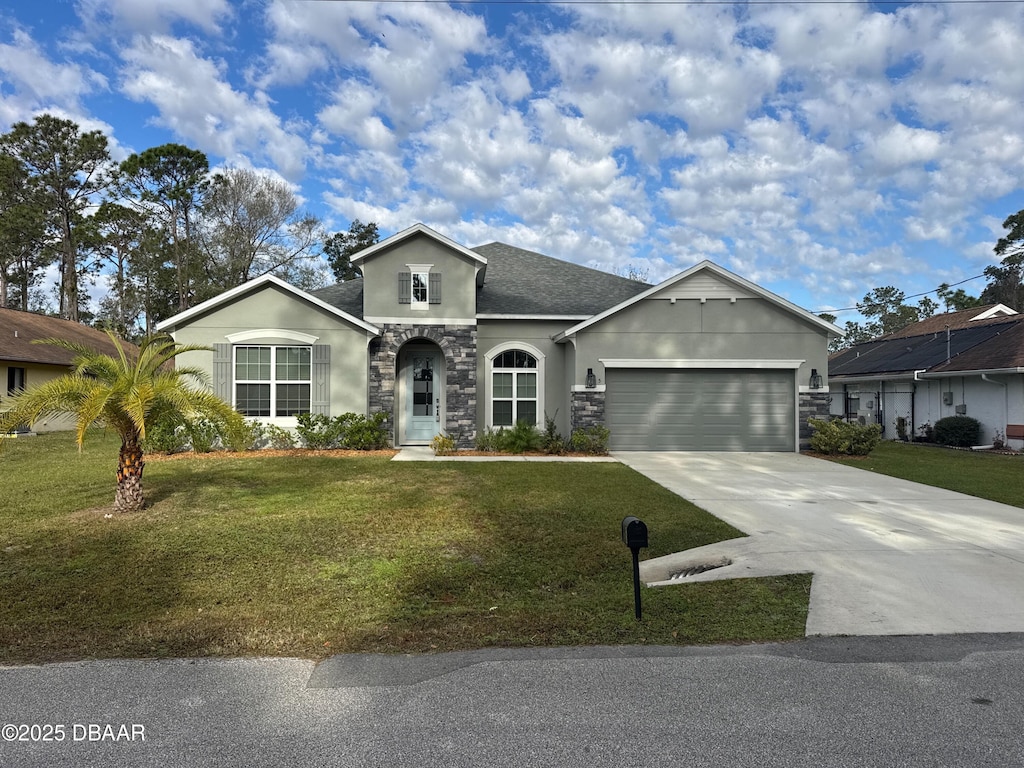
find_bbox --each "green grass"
[0,432,810,663]
[827,441,1024,509]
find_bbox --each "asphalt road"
[2,635,1023,767]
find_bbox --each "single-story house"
[156,224,839,451]
[828,304,1024,449]
[0,307,131,433]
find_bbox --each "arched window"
[490,348,539,427]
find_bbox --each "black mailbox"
[621,516,648,550]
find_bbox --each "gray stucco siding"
[360,234,479,321]
[167,284,371,418]
[476,320,570,436]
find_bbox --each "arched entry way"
[396,340,445,445]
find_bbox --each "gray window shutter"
[429,272,441,304]
[398,272,411,304]
[213,343,232,404]
[312,344,330,415]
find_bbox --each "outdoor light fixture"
[809,368,823,389]
[585,368,597,388]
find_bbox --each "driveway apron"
[615,452,1024,636]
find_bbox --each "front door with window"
[405,352,440,443]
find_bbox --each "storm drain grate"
[669,559,732,580]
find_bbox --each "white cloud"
[119,35,312,178]
[76,0,232,35]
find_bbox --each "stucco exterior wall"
[168,284,372,420]
[359,234,479,322]
[571,297,829,388]
[1,362,76,432]
[476,320,570,436]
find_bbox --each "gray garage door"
[605,369,795,451]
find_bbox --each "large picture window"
[491,349,538,427]
[234,345,311,417]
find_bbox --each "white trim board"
[599,359,806,369]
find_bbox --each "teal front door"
[406,352,440,443]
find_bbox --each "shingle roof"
[0,308,130,366]
[829,318,1024,377]
[472,242,648,315]
[310,241,649,319]
[884,304,1018,339]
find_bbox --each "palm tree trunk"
[115,435,146,513]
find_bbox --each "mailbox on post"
[621,516,648,550]
[621,516,648,621]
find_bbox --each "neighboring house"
[0,307,131,433]
[157,224,838,451]
[828,304,1024,449]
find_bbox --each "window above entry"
[399,266,441,307]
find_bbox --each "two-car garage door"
[605,369,795,451]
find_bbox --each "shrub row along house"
[157,224,837,452]
[828,304,1024,449]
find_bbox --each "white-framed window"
[234,345,311,417]
[412,271,429,304]
[488,346,544,427]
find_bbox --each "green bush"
[220,417,265,452]
[264,424,297,450]
[933,416,981,448]
[807,418,882,456]
[502,420,543,454]
[542,412,568,455]
[295,412,390,450]
[185,417,218,453]
[569,425,611,455]
[339,412,390,450]
[475,427,503,451]
[295,413,345,449]
[143,407,187,454]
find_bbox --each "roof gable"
[351,223,488,272]
[155,274,379,334]
[555,260,841,340]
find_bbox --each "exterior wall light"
[809,368,823,389]
[585,368,597,388]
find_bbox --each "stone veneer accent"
[571,389,606,432]
[799,391,832,449]
[368,324,477,448]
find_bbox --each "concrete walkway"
[616,452,1024,636]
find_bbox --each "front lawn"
[827,441,1024,508]
[0,432,810,664]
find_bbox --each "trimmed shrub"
[185,417,218,453]
[933,415,981,448]
[220,417,265,452]
[264,424,297,450]
[807,418,882,456]
[144,407,187,454]
[295,412,390,450]
[569,425,611,455]
[475,427,503,452]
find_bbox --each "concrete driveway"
[616,452,1024,636]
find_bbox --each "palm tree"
[0,332,243,513]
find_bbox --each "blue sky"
[2,0,1024,321]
